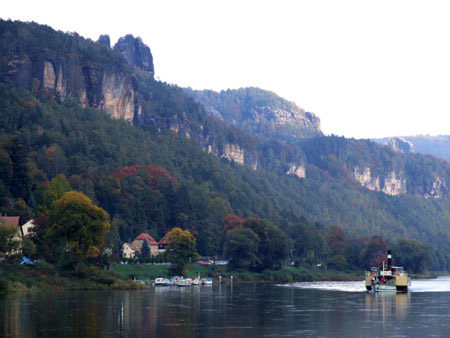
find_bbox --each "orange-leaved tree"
[46,191,110,271]
[166,227,198,275]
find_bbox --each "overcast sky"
[3,0,450,138]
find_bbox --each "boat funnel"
[387,250,392,268]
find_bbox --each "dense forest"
[1,20,450,272]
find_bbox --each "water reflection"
[1,281,450,337]
[365,292,410,323]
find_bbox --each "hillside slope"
[1,20,450,269]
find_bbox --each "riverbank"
[110,264,363,284]
[1,262,439,293]
[0,262,148,293]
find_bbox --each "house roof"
[158,231,172,245]
[135,233,158,245]
[0,216,20,227]
[123,243,135,251]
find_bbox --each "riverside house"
[122,232,172,258]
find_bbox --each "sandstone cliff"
[184,87,321,139]
[0,22,156,123]
[114,35,154,75]
[388,137,414,153]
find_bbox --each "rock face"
[3,48,140,122]
[97,35,111,49]
[353,167,407,196]
[220,143,258,170]
[425,177,448,199]
[184,87,321,139]
[388,137,414,153]
[286,164,306,178]
[114,35,154,75]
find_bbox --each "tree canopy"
[46,191,110,271]
[166,227,198,275]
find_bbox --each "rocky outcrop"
[184,87,321,139]
[114,35,154,75]
[382,171,407,195]
[97,35,111,49]
[286,164,306,178]
[353,167,380,192]
[353,167,407,196]
[220,143,258,170]
[424,177,448,199]
[250,106,320,131]
[388,137,414,153]
[3,48,141,122]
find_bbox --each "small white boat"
[176,278,192,287]
[172,276,182,284]
[154,277,167,286]
[192,278,200,286]
[201,278,213,286]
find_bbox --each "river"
[1,277,450,337]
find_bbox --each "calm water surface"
[1,277,450,337]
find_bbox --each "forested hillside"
[184,87,321,140]
[1,20,450,270]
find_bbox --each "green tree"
[141,239,151,258]
[0,221,21,257]
[394,238,433,273]
[259,224,293,270]
[38,174,71,214]
[224,227,260,269]
[166,227,198,275]
[46,191,110,271]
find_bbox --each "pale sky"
[3,0,450,138]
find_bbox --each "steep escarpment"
[184,87,321,139]
[0,20,149,121]
[114,34,154,75]
[2,19,450,201]
[299,136,450,199]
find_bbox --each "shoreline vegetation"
[0,263,440,293]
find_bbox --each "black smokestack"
[387,250,392,268]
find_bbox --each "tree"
[259,224,293,270]
[166,227,198,275]
[223,214,243,233]
[30,213,53,262]
[359,236,389,269]
[46,191,110,271]
[38,174,71,214]
[141,239,151,258]
[240,218,292,271]
[0,221,20,257]
[224,227,260,269]
[394,238,433,273]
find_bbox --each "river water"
[1,277,450,337]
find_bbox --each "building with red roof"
[158,231,172,253]
[131,233,159,256]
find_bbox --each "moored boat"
[365,250,411,293]
[176,278,192,287]
[154,277,167,286]
[201,278,213,286]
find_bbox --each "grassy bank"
[110,263,363,284]
[0,263,148,293]
[5,262,430,293]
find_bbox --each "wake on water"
[278,276,450,293]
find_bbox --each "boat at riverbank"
[176,278,192,287]
[365,250,411,292]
